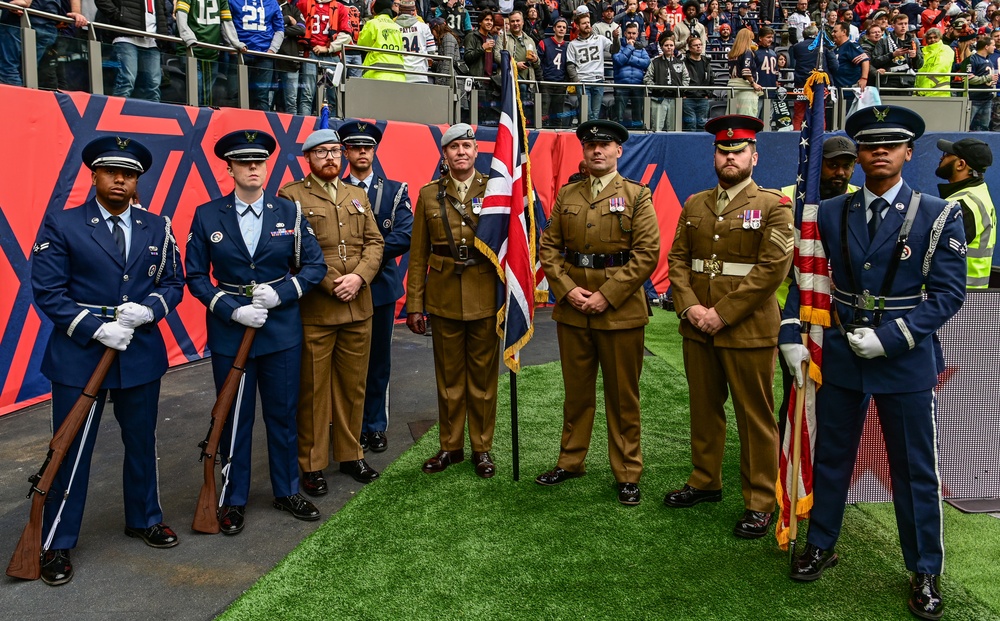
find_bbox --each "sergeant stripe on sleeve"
[769,230,794,254]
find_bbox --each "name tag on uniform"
[472,197,483,215]
[742,209,762,230]
[609,197,625,213]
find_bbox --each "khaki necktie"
[324,180,337,203]
[591,178,603,200]
[716,189,729,215]
[456,181,468,202]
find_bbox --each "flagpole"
[788,331,809,565]
[511,370,520,481]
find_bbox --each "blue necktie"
[868,198,888,243]
[109,215,126,261]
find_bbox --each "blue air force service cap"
[82,136,153,174]
[302,129,341,153]
[576,119,629,144]
[441,123,476,148]
[339,121,383,147]
[214,129,277,161]
[845,105,925,146]
[704,114,763,152]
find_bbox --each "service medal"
[472,197,483,215]
[210,231,223,243]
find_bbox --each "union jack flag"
[775,69,832,550]
[474,51,538,372]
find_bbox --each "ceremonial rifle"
[192,328,256,534]
[7,347,118,580]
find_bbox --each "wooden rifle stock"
[7,347,118,580]
[192,328,256,534]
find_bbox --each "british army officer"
[535,120,660,506]
[405,123,501,479]
[30,136,185,585]
[780,106,966,621]
[665,115,794,539]
[339,121,413,454]
[279,128,385,491]
[186,130,328,535]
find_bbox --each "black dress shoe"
[909,573,944,620]
[472,451,496,478]
[790,542,839,581]
[618,482,641,506]
[340,459,380,484]
[663,484,722,508]
[40,549,72,586]
[369,431,388,453]
[534,467,585,486]
[219,505,246,536]
[733,510,773,539]
[273,494,321,521]
[125,522,180,548]
[422,449,465,473]
[359,433,370,452]
[301,470,328,496]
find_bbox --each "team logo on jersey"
[211,231,223,243]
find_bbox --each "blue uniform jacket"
[362,176,413,307]
[185,192,327,358]
[780,182,967,393]
[31,199,185,389]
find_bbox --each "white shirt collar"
[862,178,904,210]
[235,192,264,216]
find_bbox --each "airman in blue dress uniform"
[779,106,967,621]
[339,121,413,454]
[31,136,185,586]
[185,130,328,535]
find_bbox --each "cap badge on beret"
[873,107,889,123]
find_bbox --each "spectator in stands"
[396,0,437,83]
[230,0,285,109]
[899,0,925,30]
[776,50,793,88]
[871,13,923,94]
[645,6,672,56]
[700,0,729,38]
[674,0,707,52]
[594,2,621,52]
[791,24,837,128]
[561,0,587,19]
[727,27,761,115]
[338,0,367,78]
[465,10,500,122]
[612,22,649,127]
[0,0,87,87]
[853,0,879,26]
[538,16,570,126]
[732,1,759,34]
[810,0,831,29]
[661,0,683,27]
[615,0,647,46]
[492,13,505,37]
[297,0,352,115]
[965,35,998,130]
[754,26,778,114]
[640,0,658,25]
[786,0,810,43]
[525,5,549,43]
[860,23,882,58]
[683,35,713,130]
[94,0,170,102]
[990,29,1000,130]
[358,0,406,81]
[275,1,306,113]
[915,27,954,95]
[976,0,1000,25]
[870,9,890,35]
[430,18,463,85]
[831,20,870,98]
[709,22,735,55]
[436,0,473,35]
[920,0,949,39]
[568,10,617,119]
[841,10,860,41]
[176,0,242,106]
[645,31,689,130]
[496,9,541,81]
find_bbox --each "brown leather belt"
[432,244,488,265]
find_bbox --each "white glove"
[116,302,153,328]
[232,304,268,328]
[779,343,811,387]
[847,327,886,359]
[94,321,134,351]
[251,283,280,309]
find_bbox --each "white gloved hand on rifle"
[251,283,280,309]
[779,343,810,387]
[847,327,886,359]
[232,304,268,328]
[94,321,135,351]
[116,302,153,328]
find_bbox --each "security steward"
[534,120,660,506]
[279,128,385,490]
[935,137,996,289]
[30,136,185,585]
[186,130,328,534]
[665,115,794,539]
[406,123,501,479]
[339,120,413,454]
[779,106,966,621]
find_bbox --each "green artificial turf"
[220,311,1000,621]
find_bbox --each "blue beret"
[339,121,383,146]
[302,129,341,153]
[845,105,925,145]
[441,123,476,148]
[214,129,276,161]
[82,136,153,174]
[577,120,629,144]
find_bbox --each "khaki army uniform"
[539,173,660,484]
[406,172,501,454]
[279,174,384,469]
[667,179,793,512]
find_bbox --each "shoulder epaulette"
[622,177,647,188]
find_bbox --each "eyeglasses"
[311,147,343,158]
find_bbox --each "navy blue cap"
[339,121,383,147]
[577,119,629,144]
[82,136,153,174]
[214,129,277,161]
[845,105,925,145]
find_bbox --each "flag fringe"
[798,306,831,327]
[803,70,831,108]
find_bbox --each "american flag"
[775,69,832,550]
[474,51,538,373]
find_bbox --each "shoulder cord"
[923,200,954,278]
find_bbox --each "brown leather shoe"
[422,449,465,473]
[472,451,496,478]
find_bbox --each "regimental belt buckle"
[338,243,348,261]
[858,289,876,311]
[704,258,723,275]
[458,245,469,261]
[579,254,591,267]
